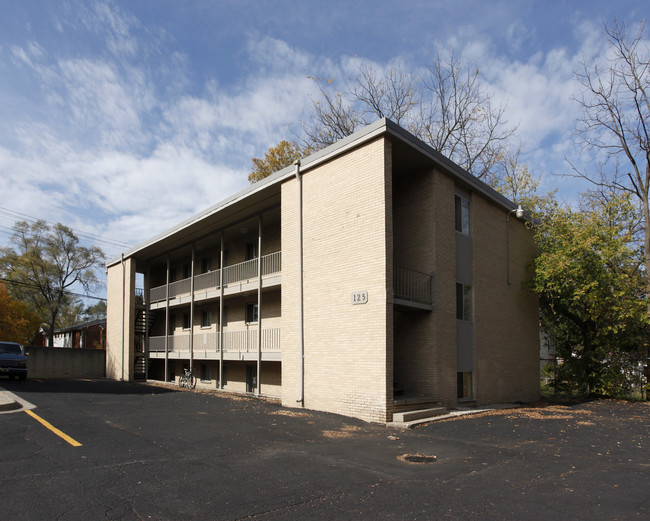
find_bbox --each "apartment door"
[246,364,257,393]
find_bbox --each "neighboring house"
[50,319,106,349]
[106,119,539,423]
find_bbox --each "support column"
[164,256,170,382]
[256,215,263,396]
[219,234,224,389]
[190,245,195,373]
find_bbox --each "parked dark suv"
[0,342,27,380]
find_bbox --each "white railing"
[148,328,281,353]
[394,267,433,305]
[150,286,167,303]
[261,251,281,277]
[194,270,221,291]
[148,252,282,303]
[169,278,191,298]
[223,258,258,284]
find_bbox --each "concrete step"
[392,406,447,423]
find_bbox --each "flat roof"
[108,118,520,267]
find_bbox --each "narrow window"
[168,314,175,335]
[457,372,473,399]
[200,364,211,382]
[201,257,211,274]
[245,303,258,324]
[183,263,191,279]
[456,283,472,321]
[183,312,191,330]
[169,268,177,283]
[246,242,258,261]
[455,195,470,235]
[201,309,211,328]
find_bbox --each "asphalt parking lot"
[0,378,648,520]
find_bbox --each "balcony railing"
[149,327,281,353]
[394,267,433,305]
[148,251,281,304]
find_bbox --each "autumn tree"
[0,220,105,347]
[530,192,647,397]
[0,282,40,344]
[572,20,650,312]
[249,140,304,183]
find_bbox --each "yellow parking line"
[25,410,82,447]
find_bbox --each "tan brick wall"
[391,168,458,408]
[281,137,391,422]
[106,258,136,380]
[472,196,539,404]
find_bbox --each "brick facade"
[105,119,539,423]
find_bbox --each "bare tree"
[572,19,650,307]
[299,52,517,184]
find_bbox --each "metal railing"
[394,267,433,305]
[149,327,281,353]
[194,269,221,291]
[148,252,281,303]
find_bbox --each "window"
[183,312,191,330]
[169,268,176,283]
[457,372,473,399]
[182,263,191,279]
[200,364,211,382]
[245,303,258,324]
[246,242,258,261]
[168,314,175,335]
[456,283,472,321]
[201,309,211,328]
[201,257,211,274]
[455,195,470,235]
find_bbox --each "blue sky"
[0,0,647,276]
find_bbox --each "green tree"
[249,140,304,183]
[0,220,105,347]
[572,20,650,317]
[0,282,40,344]
[529,193,647,397]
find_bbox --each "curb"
[0,391,21,412]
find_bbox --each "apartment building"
[106,118,539,423]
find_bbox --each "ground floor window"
[200,363,211,382]
[457,371,473,399]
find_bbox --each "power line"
[0,206,136,250]
[0,277,107,301]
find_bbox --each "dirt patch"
[270,410,311,418]
[322,425,363,439]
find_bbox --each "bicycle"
[179,368,196,389]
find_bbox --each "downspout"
[295,160,304,404]
[121,253,125,381]
[256,214,263,396]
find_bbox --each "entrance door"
[246,365,257,393]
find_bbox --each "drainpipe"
[257,214,263,396]
[295,160,304,404]
[121,253,125,381]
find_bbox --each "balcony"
[148,327,281,361]
[148,251,281,308]
[394,267,433,310]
